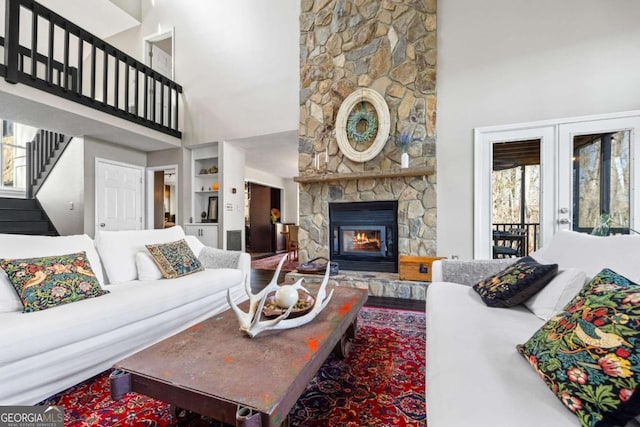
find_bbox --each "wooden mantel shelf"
[293,166,434,183]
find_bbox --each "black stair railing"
[25,130,72,199]
[1,0,182,138]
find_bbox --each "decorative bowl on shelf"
[262,292,315,319]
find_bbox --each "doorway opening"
[144,29,174,78]
[146,165,178,230]
[245,182,284,257]
[491,139,541,258]
[143,29,174,124]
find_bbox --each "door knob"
[100,223,106,227]
[559,208,569,214]
[558,218,570,224]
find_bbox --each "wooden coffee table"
[111,285,367,427]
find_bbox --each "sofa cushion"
[473,256,558,308]
[531,230,640,281]
[135,252,163,281]
[518,269,640,427]
[0,269,23,312]
[0,252,109,313]
[524,267,586,321]
[95,226,188,283]
[146,239,204,279]
[0,268,245,366]
[426,281,578,426]
[184,235,205,257]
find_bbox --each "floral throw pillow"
[0,251,109,313]
[517,269,640,427]
[473,256,558,308]
[145,239,204,279]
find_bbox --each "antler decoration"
[226,255,334,338]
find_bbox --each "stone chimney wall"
[298,0,437,263]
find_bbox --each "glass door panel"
[573,131,630,233]
[491,139,541,257]
[558,116,640,235]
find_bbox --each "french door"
[475,111,640,259]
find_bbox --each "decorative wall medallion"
[335,88,390,163]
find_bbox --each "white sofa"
[427,230,640,427]
[0,226,250,405]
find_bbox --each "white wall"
[245,166,299,224]
[83,137,147,237]
[437,0,640,259]
[282,179,299,225]
[106,0,300,146]
[220,141,246,249]
[37,137,84,235]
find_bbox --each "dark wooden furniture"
[111,286,368,427]
[284,225,299,262]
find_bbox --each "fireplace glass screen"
[340,226,386,257]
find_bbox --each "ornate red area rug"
[40,307,426,426]
[250,253,298,271]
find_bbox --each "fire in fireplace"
[341,226,384,255]
[329,201,398,273]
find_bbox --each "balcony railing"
[492,222,540,258]
[1,0,182,138]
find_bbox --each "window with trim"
[1,120,27,190]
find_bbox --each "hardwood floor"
[250,269,425,312]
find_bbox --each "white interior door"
[150,44,172,78]
[96,159,143,233]
[557,115,640,234]
[147,42,173,125]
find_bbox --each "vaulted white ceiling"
[135,0,301,178]
[38,0,140,39]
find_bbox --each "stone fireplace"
[297,0,438,274]
[329,201,398,272]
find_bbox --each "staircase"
[0,129,72,237]
[0,197,57,235]
[26,131,73,199]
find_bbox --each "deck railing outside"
[1,0,182,138]
[492,222,540,257]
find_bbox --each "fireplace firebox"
[329,201,398,273]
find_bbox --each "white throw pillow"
[0,269,23,312]
[135,252,163,281]
[524,267,586,321]
[95,226,186,283]
[183,235,205,257]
